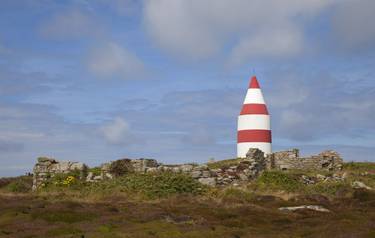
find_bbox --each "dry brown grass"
[0,189,374,238]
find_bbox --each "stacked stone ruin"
[32,148,344,190]
[32,157,87,191]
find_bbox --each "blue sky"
[1,0,375,176]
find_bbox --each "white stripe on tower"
[237,76,272,157]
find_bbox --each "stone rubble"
[32,148,344,190]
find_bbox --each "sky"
[1,0,375,177]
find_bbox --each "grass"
[343,161,375,171]
[46,226,83,236]
[207,157,244,169]
[31,210,96,223]
[256,170,303,192]
[4,175,33,193]
[41,171,206,199]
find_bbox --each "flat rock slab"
[278,205,330,213]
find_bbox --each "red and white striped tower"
[237,76,271,157]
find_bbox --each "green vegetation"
[88,172,206,199]
[4,176,32,193]
[0,161,374,237]
[207,157,244,169]
[31,210,96,223]
[109,158,134,177]
[41,171,206,199]
[88,166,102,176]
[256,170,302,192]
[46,226,83,236]
[343,161,375,171]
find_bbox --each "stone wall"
[32,149,343,190]
[32,157,87,191]
[269,149,343,171]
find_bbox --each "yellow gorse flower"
[61,176,76,186]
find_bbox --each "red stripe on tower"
[237,130,272,143]
[237,76,272,157]
[240,104,269,115]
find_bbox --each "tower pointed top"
[249,76,260,88]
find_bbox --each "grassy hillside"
[0,162,374,238]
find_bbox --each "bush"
[109,159,134,177]
[256,171,303,192]
[82,172,206,199]
[5,176,33,193]
[118,172,205,198]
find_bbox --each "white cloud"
[100,117,130,144]
[230,25,303,65]
[143,0,334,62]
[86,42,145,79]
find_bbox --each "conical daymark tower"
[237,76,271,157]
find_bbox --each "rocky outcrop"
[32,157,87,191]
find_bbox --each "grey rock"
[279,205,330,213]
[180,164,194,172]
[352,181,372,190]
[86,172,94,181]
[202,171,211,178]
[191,170,202,178]
[198,177,216,186]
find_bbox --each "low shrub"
[110,159,134,177]
[118,172,205,198]
[5,176,33,193]
[256,171,303,192]
[82,171,206,199]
